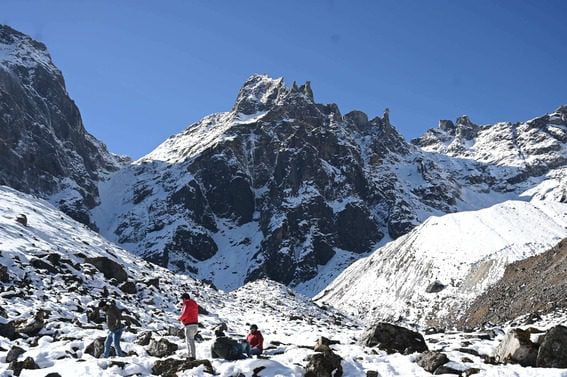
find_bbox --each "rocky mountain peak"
[0,25,122,228]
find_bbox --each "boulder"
[416,351,449,373]
[15,214,27,226]
[16,310,48,336]
[304,345,343,377]
[84,256,128,283]
[536,325,567,368]
[0,265,9,283]
[136,331,153,346]
[8,356,38,376]
[6,345,26,363]
[496,328,538,366]
[147,338,179,358]
[152,358,214,376]
[84,337,108,358]
[30,258,59,274]
[0,321,17,340]
[425,281,446,293]
[433,365,462,375]
[360,322,428,355]
[119,280,137,294]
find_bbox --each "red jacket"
[246,331,264,350]
[178,299,198,325]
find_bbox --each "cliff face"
[0,25,123,228]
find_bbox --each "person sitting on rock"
[99,300,125,358]
[179,293,199,360]
[210,329,246,360]
[243,324,264,356]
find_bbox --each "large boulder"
[8,356,39,376]
[84,337,108,358]
[6,345,26,363]
[304,344,343,377]
[536,325,567,368]
[152,358,214,376]
[16,310,48,336]
[360,322,428,355]
[416,351,449,373]
[84,256,128,283]
[496,328,538,367]
[147,338,179,358]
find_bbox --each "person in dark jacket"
[179,293,199,360]
[99,300,125,358]
[210,329,246,360]
[243,324,264,356]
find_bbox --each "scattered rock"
[433,365,462,375]
[152,358,214,376]
[30,258,59,274]
[496,328,538,367]
[16,310,48,336]
[6,345,26,363]
[84,337,108,358]
[84,256,128,283]
[143,277,160,289]
[0,321,17,340]
[416,351,449,373]
[360,322,428,355]
[136,331,152,346]
[536,325,567,368]
[8,356,38,376]
[16,214,27,226]
[119,280,137,294]
[147,338,179,358]
[366,371,380,377]
[425,280,446,293]
[304,345,343,377]
[464,368,481,376]
[0,266,9,283]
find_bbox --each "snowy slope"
[315,200,567,327]
[2,186,567,377]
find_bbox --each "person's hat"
[181,293,190,300]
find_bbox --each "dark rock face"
[0,25,123,228]
[536,325,567,368]
[360,322,428,355]
[84,256,128,283]
[99,75,464,290]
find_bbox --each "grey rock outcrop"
[360,322,428,355]
[0,25,124,228]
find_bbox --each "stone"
[0,265,9,283]
[433,365,462,375]
[84,337,108,358]
[495,328,538,367]
[16,310,48,336]
[6,345,26,363]
[84,256,128,283]
[366,372,380,377]
[8,356,38,376]
[360,322,428,355]
[16,214,27,226]
[147,338,179,358]
[536,325,567,368]
[464,368,481,376]
[119,281,137,294]
[0,321,17,340]
[304,347,343,377]
[30,258,59,274]
[425,280,446,293]
[136,331,153,346]
[152,358,214,376]
[416,351,449,373]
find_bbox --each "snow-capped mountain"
[314,199,567,327]
[0,25,125,229]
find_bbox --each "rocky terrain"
[315,200,567,327]
[0,25,125,229]
[461,238,567,328]
[2,185,567,377]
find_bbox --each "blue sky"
[2,1,566,159]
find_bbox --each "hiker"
[210,329,246,360]
[243,324,264,356]
[99,300,125,358]
[179,293,199,360]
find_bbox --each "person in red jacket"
[178,293,199,359]
[244,324,264,356]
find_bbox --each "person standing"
[179,293,199,360]
[244,324,264,356]
[99,300,125,358]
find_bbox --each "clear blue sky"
[2,1,566,159]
